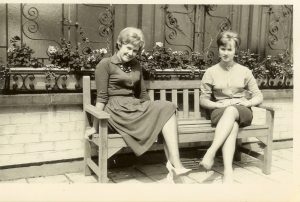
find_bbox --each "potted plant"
[262,51,293,89]
[7,36,42,68]
[47,39,108,72]
[138,42,208,80]
[236,49,293,89]
[236,49,269,89]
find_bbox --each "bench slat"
[160,89,166,100]
[183,89,189,118]
[148,89,154,101]
[144,80,201,89]
[172,89,177,105]
[194,89,200,118]
[178,119,211,125]
[179,124,269,134]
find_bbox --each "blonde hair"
[116,27,145,52]
[217,30,241,51]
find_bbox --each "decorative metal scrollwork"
[98,8,113,37]
[205,5,217,12]
[164,5,194,54]
[22,5,40,35]
[268,34,279,45]
[21,4,60,50]
[219,19,231,32]
[12,74,23,90]
[169,30,177,40]
[24,74,36,90]
[267,5,293,50]
[23,6,39,20]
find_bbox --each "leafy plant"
[47,38,81,70]
[236,49,268,79]
[0,64,8,81]
[262,51,293,79]
[47,39,108,71]
[236,49,293,79]
[7,36,42,68]
[84,47,108,69]
[138,42,209,73]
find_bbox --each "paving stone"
[148,173,197,184]
[214,165,277,184]
[234,159,283,173]
[266,171,294,184]
[272,155,293,172]
[0,178,28,183]
[109,166,146,180]
[272,149,293,161]
[203,176,224,184]
[113,176,154,184]
[147,173,168,182]
[27,175,70,183]
[188,170,222,183]
[135,163,168,175]
[65,172,97,183]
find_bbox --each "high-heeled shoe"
[166,161,191,183]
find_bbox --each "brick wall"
[251,92,293,141]
[0,104,85,167]
[0,90,293,167]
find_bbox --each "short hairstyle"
[116,27,145,52]
[216,30,241,51]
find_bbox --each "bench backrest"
[83,76,207,120]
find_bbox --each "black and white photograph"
[0,1,298,202]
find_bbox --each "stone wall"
[0,90,293,167]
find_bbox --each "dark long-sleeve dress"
[95,53,177,156]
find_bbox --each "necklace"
[120,64,132,73]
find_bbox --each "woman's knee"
[223,106,239,118]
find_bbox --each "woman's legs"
[200,106,239,169]
[161,113,185,168]
[222,121,239,183]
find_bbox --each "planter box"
[4,67,94,93]
[2,67,293,94]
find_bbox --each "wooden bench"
[82,76,275,183]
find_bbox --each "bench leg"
[98,120,109,183]
[234,139,243,162]
[84,139,92,176]
[262,109,274,175]
[262,138,272,175]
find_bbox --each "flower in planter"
[84,48,108,69]
[48,39,108,71]
[138,42,208,73]
[262,51,293,79]
[47,39,74,69]
[155,42,164,48]
[47,46,58,55]
[7,36,42,68]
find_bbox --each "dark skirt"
[210,105,253,127]
[104,96,177,156]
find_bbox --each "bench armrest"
[255,104,275,113]
[84,104,110,119]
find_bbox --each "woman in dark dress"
[86,27,191,183]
